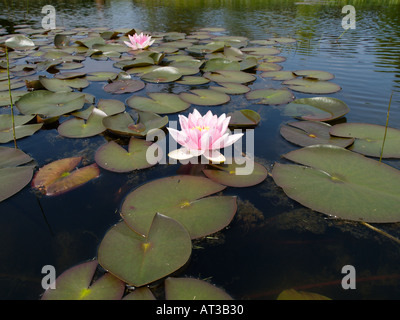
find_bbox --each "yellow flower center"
[192,126,210,132]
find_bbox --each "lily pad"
[176,76,210,85]
[0,147,34,202]
[95,137,158,173]
[256,62,283,72]
[246,89,294,105]
[202,58,241,72]
[283,97,350,121]
[4,35,35,50]
[0,90,27,107]
[39,76,90,92]
[203,70,256,84]
[277,289,331,300]
[85,72,118,82]
[227,109,261,128]
[165,277,233,300]
[122,287,156,300]
[140,66,182,83]
[32,157,100,196]
[203,161,268,187]
[98,213,192,287]
[280,121,355,148]
[179,89,230,106]
[260,70,297,81]
[329,123,400,158]
[16,90,86,117]
[127,92,190,114]
[283,78,341,94]
[272,145,400,223]
[210,82,250,95]
[41,260,125,300]
[120,175,237,239]
[293,70,335,81]
[58,108,107,138]
[103,79,145,94]
[0,116,43,143]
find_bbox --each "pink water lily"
[167,109,244,163]
[124,32,155,50]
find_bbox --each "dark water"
[1,0,400,300]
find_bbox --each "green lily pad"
[0,147,34,202]
[165,277,233,300]
[4,35,35,50]
[277,289,331,300]
[256,62,283,72]
[140,66,182,83]
[121,175,237,239]
[122,287,156,300]
[39,76,90,92]
[272,145,400,223]
[127,92,190,114]
[57,62,84,70]
[186,41,226,54]
[202,58,241,72]
[0,79,26,92]
[280,121,355,148]
[241,47,280,56]
[179,89,230,106]
[260,70,297,81]
[0,91,28,107]
[102,111,168,137]
[176,76,210,85]
[41,260,125,300]
[203,70,256,84]
[0,114,43,143]
[58,108,107,138]
[85,72,118,82]
[54,72,86,80]
[246,89,294,105]
[210,82,250,95]
[227,109,261,128]
[283,97,350,121]
[95,137,158,173]
[329,123,400,158]
[203,161,268,187]
[283,78,341,94]
[32,157,100,196]
[16,90,86,117]
[103,79,145,94]
[269,37,297,44]
[293,70,335,81]
[98,213,192,287]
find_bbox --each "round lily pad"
[272,145,400,223]
[120,175,237,239]
[283,78,341,94]
[329,123,400,158]
[210,82,250,95]
[203,70,256,84]
[95,137,158,173]
[179,89,230,106]
[283,97,350,121]
[176,76,210,85]
[39,77,90,92]
[41,260,125,300]
[103,79,145,94]
[98,213,192,287]
[246,89,294,105]
[0,147,34,202]
[140,66,182,83]
[58,108,107,138]
[85,72,118,82]
[165,277,233,300]
[280,121,355,148]
[241,47,281,56]
[0,91,27,107]
[277,289,331,300]
[256,62,282,72]
[293,70,335,81]
[227,109,261,128]
[127,92,190,114]
[260,70,297,81]
[202,58,241,72]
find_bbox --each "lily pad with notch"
[283,78,341,94]
[227,109,261,128]
[127,92,190,114]
[58,108,107,138]
[103,79,145,94]
[246,88,294,105]
[140,66,182,83]
[203,70,256,84]
[0,114,43,143]
[179,89,230,106]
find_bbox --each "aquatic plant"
[124,33,155,50]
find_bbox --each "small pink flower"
[124,32,154,50]
[167,109,244,163]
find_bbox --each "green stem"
[5,46,17,149]
[379,92,393,162]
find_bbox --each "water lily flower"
[167,109,244,163]
[124,32,154,50]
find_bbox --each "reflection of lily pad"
[121,175,237,239]
[127,92,190,114]
[330,123,400,158]
[32,157,100,196]
[280,121,354,148]
[95,137,157,173]
[246,89,294,105]
[165,277,233,300]
[98,213,192,287]
[41,260,125,300]
[283,97,350,121]
[272,145,400,223]
[0,147,34,202]
[179,89,230,106]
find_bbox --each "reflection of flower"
[124,33,154,50]
[167,109,244,163]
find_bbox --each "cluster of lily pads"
[0,24,399,300]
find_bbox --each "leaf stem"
[5,46,17,149]
[379,92,393,162]
[361,221,400,245]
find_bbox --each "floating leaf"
[329,123,400,158]
[179,89,230,106]
[246,89,294,105]
[165,277,233,300]
[32,157,100,196]
[0,147,34,202]
[256,62,282,72]
[269,37,297,44]
[103,79,145,94]
[98,213,192,287]
[280,121,354,148]
[122,287,156,300]
[203,161,268,187]
[0,90,27,107]
[277,289,331,300]
[210,82,250,95]
[283,78,341,94]
[260,70,297,81]
[58,108,107,138]
[16,90,86,117]
[4,35,35,50]
[272,145,400,223]
[85,72,118,82]
[121,175,237,239]
[283,97,350,121]
[41,260,125,300]
[140,66,182,83]
[202,58,240,72]
[293,70,334,81]
[241,47,280,56]
[127,92,190,114]
[227,109,261,128]
[176,76,210,85]
[203,70,256,84]
[95,137,158,173]
[0,115,43,143]
[39,76,90,92]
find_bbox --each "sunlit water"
[1,0,400,300]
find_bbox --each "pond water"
[1,0,400,300]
